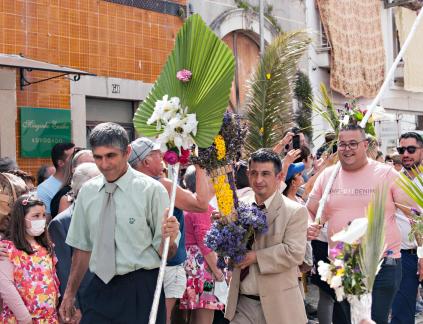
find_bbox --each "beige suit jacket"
[225,192,308,324]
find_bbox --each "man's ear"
[57,160,65,168]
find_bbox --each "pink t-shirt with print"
[307,159,409,259]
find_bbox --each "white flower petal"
[331,218,368,244]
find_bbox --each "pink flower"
[163,150,179,165]
[176,69,192,82]
[179,148,190,165]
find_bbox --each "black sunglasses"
[396,146,420,154]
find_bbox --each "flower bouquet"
[205,201,268,270]
[318,187,386,324]
[132,14,235,324]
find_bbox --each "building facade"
[0,0,186,177]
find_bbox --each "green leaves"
[359,186,387,293]
[244,31,310,154]
[398,166,423,209]
[133,14,235,148]
[308,83,340,137]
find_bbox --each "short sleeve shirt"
[66,166,171,275]
[307,159,408,258]
[37,175,62,214]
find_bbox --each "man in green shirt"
[59,122,180,324]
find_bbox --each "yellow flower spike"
[214,135,226,160]
[259,127,264,135]
[266,73,271,80]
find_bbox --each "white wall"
[0,68,17,159]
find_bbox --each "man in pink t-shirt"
[307,124,411,324]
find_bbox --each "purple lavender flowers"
[205,201,268,270]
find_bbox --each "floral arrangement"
[340,101,376,136]
[317,219,368,302]
[190,112,247,171]
[205,201,268,270]
[317,187,386,324]
[146,72,198,165]
[212,172,235,216]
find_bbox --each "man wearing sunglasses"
[307,124,413,324]
[391,131,423,324]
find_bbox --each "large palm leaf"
[359,186,386,292]
[133,14,235,148]
[308,83,340,136]
[244,31,310,154]
[398,166,423,208]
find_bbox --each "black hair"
[248,149,282,174]
[9,194,53,256]
[399,132,423,147]
[89,122,129,152]
[51,142,75,168]
[235,160,249,189]
[339,124,366,139]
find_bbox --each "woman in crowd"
[180,166,225,324]
[0,193,59,323]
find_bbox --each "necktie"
[94,182,118,284]
[240,202,265,282]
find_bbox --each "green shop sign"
[20,107,71,158]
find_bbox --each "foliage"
[318,187,386,300]
[190,112,247,172]
[294,71,313,141]
[133,14,235,148]
[234,0,282,32]
[359,185,387,292]
[397,166,423,240]
[309,83,340,137]
[244,31,310,154]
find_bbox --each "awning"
[0,53,95,89]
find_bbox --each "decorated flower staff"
[133,14,235,324]
[318,187,386,324]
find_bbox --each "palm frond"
[398,166,423,208]
[308,83,340,136]
[244,31,311,154]
[133,14,235,148]
[359,186,387,292]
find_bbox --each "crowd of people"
[0,121,422,324]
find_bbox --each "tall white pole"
[149,163,180,324]
[259,0,265,58]
[360,8,423,128]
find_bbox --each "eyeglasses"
[338,140,366,151]
[397,146,421,154]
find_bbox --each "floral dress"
[0,240,59,323]
[179,207,225,311]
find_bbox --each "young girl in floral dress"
[0,194,59,323]
[179,166,225,324]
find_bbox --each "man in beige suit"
[225,148,308,324]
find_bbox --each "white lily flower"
[331,217,368,244]
[317,261,331,282]
[330,275,343,289]
[183,114,198,136]
[334,286,345,302]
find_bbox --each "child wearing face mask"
[0,194,59,323]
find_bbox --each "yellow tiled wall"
[0,0,185,177]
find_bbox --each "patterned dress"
[179,207,225,311]
[1,240,59,323]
